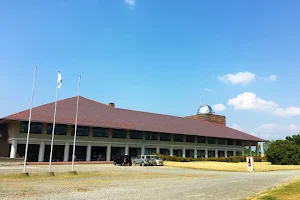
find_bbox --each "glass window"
[186,135,195,143]
[47,124,67,135]
[112,129,127,138]
[71,126,89,136]
[145,132,157,140]
[160,133,171,141]
[227,139,234,145]
[236,140,242,146]
[208,137,217,144]
[20,121,42,134]
[130,130,143,139]
[93,127,109,137]
[174,134,184,142]
[197,136,206,143]
[218,138,226,145]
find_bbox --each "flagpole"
[23,66,37,173]
[71,75,81,172]
[48,72,60,173]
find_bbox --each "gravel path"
[1,164,300,200]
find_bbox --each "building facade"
[0,97,263,162]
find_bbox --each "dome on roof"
[197,104,213,114]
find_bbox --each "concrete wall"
[6,121,246,158]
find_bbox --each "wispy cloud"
[124,0,135,6]
[273,106,300,117]
[212,104,226,112]
[218,72,277,85]
[229,123,243,131]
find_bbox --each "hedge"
[153,154,267,163]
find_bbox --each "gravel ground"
[1,164,300,200]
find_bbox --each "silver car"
[133,155,152,166]
[150,155,164,166]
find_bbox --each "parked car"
[133,155,153,166]
[113,155,132,166]
[150,155,164,166]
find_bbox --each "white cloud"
[258,74,277,82]
[212,104,226,112]
[273,106,300,117]
[229,123,243,131]
[124,0,135,6]
[251,123,300,140]
[218,72,256,85]
[228,92,278,112]
[218,72,277,85]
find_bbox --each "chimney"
[109,103,115,108]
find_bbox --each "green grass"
[252,179,300,200]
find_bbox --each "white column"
[106,144,111,161]
[225,149,228,158]
[261,142,264,157]
[170,146,173,156]
[194,148,197,158]
[38,141,45,162]
[63,142,70,162]
[156,146,160,154]
[233,149,237,156]
[125,144,129,155]
[241,148,244,156]
[205,148,208,158]
[10,139,17,158]
[86,143,92,161]
[182,147,186,158]
[256,144,259,156]
[215,149,218,158]
[141,145,145,155]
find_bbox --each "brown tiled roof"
[1,96,264,142]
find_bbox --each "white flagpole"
[71,75,81,171]
[23,66,37,173]
[48,72,60,172]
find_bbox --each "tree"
[266,134,300,165]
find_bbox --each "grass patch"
[251,179,300,200]
[164,161,300,172]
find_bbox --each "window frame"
[186,135,196,143]
[47,124,67,135]
[20,121,43,134]
[160,133,171,141]
[207,137,217,144]
[93,127,109,137]
[112,129,127,139]
[145,132,157,140]
[71,126,89,136]
[173,134,184,142]
[197,136,206,143]
[130,130,143,140]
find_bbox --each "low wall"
[0,157,23,166]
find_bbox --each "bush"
[152,153,267,163]
[266,137,300,165]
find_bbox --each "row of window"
[19,121,243,145]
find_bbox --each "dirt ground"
[1,164,300,200]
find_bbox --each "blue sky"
[1,0,300,140]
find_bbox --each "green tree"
[266,134,300,165]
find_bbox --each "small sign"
[247,156,254,172]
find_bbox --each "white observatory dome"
[197,104,213,114]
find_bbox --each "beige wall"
[6,121,249,151]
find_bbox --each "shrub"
[266,137,300,165]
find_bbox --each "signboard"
[247,156,254,172]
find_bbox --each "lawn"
[164,161,300,172]
[252,179,300,200]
